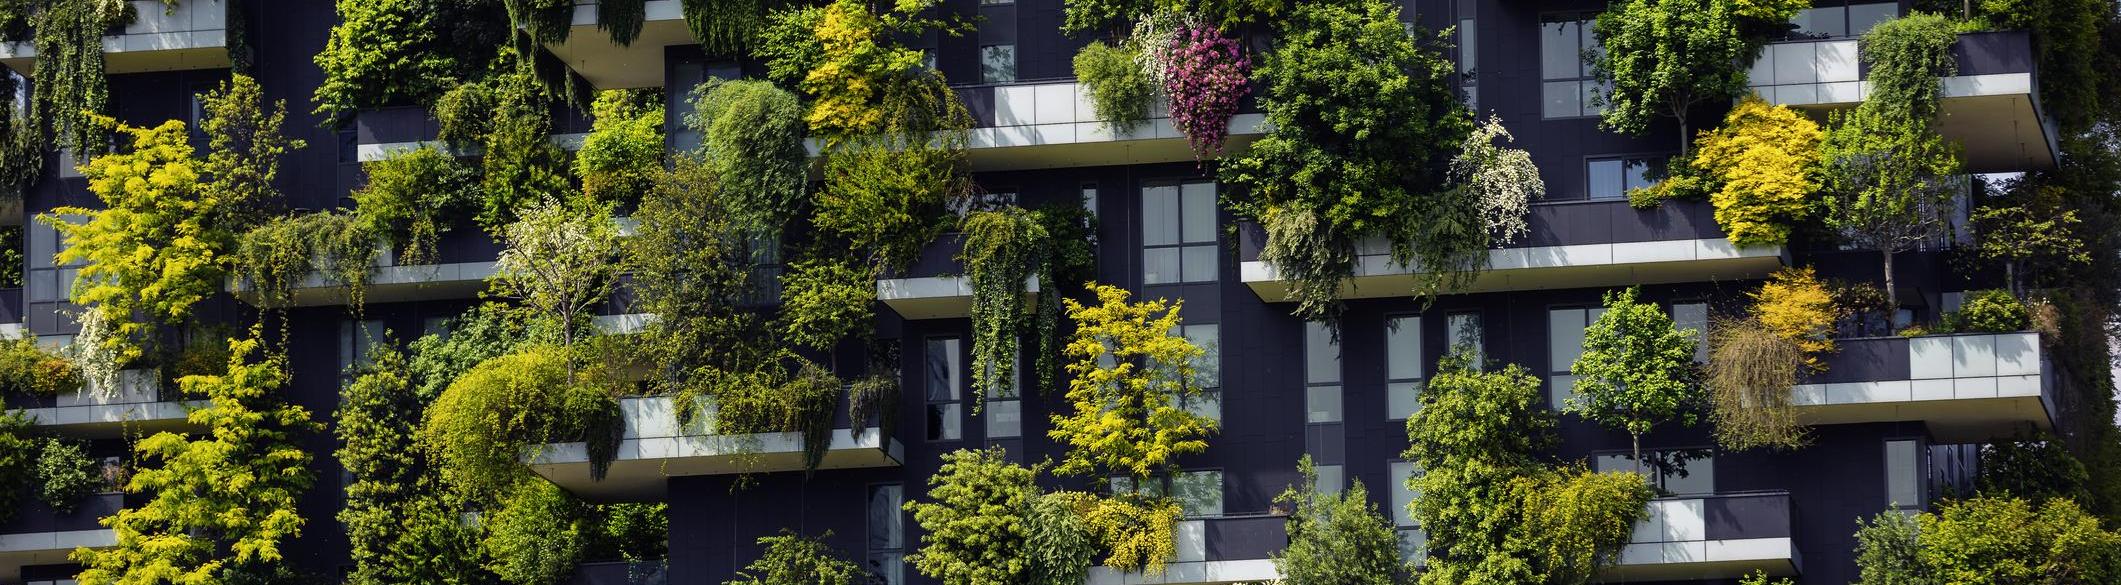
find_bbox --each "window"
[1305,322,1342,423]
[1788,2,1897,39]
[28,216,86,304]
[1391,461,1426,564]
[984,355,1022,439]
[1176,323,1221,421]
[1540,14,1604,118]
[1586,156,1665,200]
[866,484,905,585]
[1116,471,1225,518]
[1548,307,1605,408]
[1886,439,1923,510]
[1315,464,1345,496]
[1597,450,1716,496]
[1386,316,1424,420]
[980,44,1017,83]
[1456,0,1478,109]
[1142,182,1218,285]
[666,59,742,153]
[1671,302,1708,363]
[741,231,783,305]
[925,338,963,441]
[1447,312,1482,367]
[338,319,385,382]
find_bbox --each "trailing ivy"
[961,207,1048,404]
[234,211,380,312]
[474,70,575,228]
[27,0,130,157]
[689,79,809,234]
[502,0,574,44]
[1030,203,1097,393]
[314,0,507,120]
[0,73,39,201]
[579,89,665,205]
[681,0,782,58]
[597,0,647,45]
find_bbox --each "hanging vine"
[597,0,646,46]
[0,72,40,201]
[502,0,574,44]
[681,0,779,58]
[30,0,132,158]
[961,207,1049,405]
[234,212,380,313]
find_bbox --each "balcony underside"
[529,429,904,502]
[1794,332,2054,442]
[1084,560,1278,585]
[1241,239,1785,301]
[1599,538,1800,583]
[541,1,690,90]
[961,115,1266,172]
[21,400,196,439]
[0,529,115,582]
[876,276,1039,320]
[1796,388,2050,443]
[0,0,230,76]
[1758,77,2053,173]
[231,261,496,308]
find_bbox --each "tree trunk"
[1882,249,1898,322]
[2006,261,2019,298]
[1676,116,1690,158]
[1632,433,1643,477]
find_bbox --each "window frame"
[865,482,906,585]
[924,336,965,442]
[1538,12,1605,119]
[1140,180,1220,286]
[1583,154,1671,201]
[1386,314,1425,421]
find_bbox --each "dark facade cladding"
[0,0,2069,584]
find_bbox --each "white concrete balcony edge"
[0,528,117,555]
[1793,332,2050,442]
[876,276,1041,320]
[19,369,199,439]
[545,0,691,90]
[355,132,591,163]
[1242,239,1785,301]
[527,396,906,502]
[1084,559,1278,585]
[0,0,230,75]
[1597,497,1799,582]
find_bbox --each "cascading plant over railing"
[1153,20,1250,160]
[961,207,1049,405]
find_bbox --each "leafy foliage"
[905,448,1041,585]
[962,208,1047,402]
[0,335,82,395]
[1752,266,1837,361]
[814,140,966,274]
[26,0,129,156]
[1049,284,1216,481]
[1689,97,1824,247]
[1404,353,1652,584]
[483,477,587,585]
[680,0,785,57]
[1024,491,1100,585]
[1568,287,1703,464]
[1978,435,2094,505]
[1706,316,1810,451]
[1972,180,2092,295]
[1222,0,1478,326]
[0,411,36,526]
[727,531,871,585]
[420,346,619,501]
[1855,497,2121,584]
[491,196,626,350]
[1082,493,1183,574]
[52,75,302,382]
[74,336,320,585]
[338,340,493,585]
[757,0,968,147]
[352,146,481,266]
[1943,289,2030,333]
[480,71,577,228]
[1074,41,1156,134]
[689,79,809,234]
[1155,24,1250,160]
[314,0,505,119]
[1454,116,1546,245]
[775,257,876,351]
[1818,12,1965,304]
[1273,456,1409,585]
[34,438,100,515]
[597,0,647,45]
[578,90,666,205]
[1590,0,1808,150]
[235,211,380,311]
[407,302,550,402]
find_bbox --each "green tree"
[421,346,617,502]
[727,531,870,585]
[52,75,304,383]
[491,196,625,353]
[1917,497,2121,583]
[1568,287,1703,468]
[1818,13,1965,305]
[483,478,588,585]
[1024,492,1099,585]
[1590,0,1808,152]
[1852,506,1928,585]
[1977,435,2095,507]
[577,90,666,205]
[1971,180,2092,296]
[74,336,321,585]
[338,339,494,585]
[1048,284,1217,482]
[35,438,101,514]
[905,448,1041,585]
[689,79,809,234]
[1221,0,1477,325]
[1273,456,1409,585]
[313,0,505,119]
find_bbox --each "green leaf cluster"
[1941,289,2031,333]
[1978,435,2095,506]
[1273,456,1410,585]
[1060,0,1285,35]
[1971,180,2092,295]
[1049,284,1216,481]
[776,257,875,351]
[314,0,507,120]
[1073,40,1156,134]
[904,448,1043,585]
[1854,497,2121,584]
[419,346,619,501]
[352,146,482,266]
[1221,0,1480,326]
[490,195,625,350]
[688,79,809,234]
[1568,287,1703,464]
[484,478,587,585]
[578,89,666,205]
[962,208,1048,402]
[337,340,494,585]
[73,336,321,585]
[757,0,969,147]
[1590,0,1807,149]
[34,437,99,515]
[727,531,870,585]
[234,211,380,311]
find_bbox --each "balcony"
[539,0,692,90]
[1085,515,1285,585]
[936,80,1267,172]
[12,370,195,439]
[0,493,121,582]
[876,233,1040,320]
[0,0,230,76]
[0,287,23,338]
[351,106,592,163]
[227,229,503,308]
[568,561,667,585]
[1747,30,2055,172]
[1599,492,1799,582]
[526,395,905,502]
[1239,199,1785,302]
[1793,331,2052,442]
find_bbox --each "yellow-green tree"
[73,336,320,585]
[1048,284,1218,482]
[1692,97,1823,247]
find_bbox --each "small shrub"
[775,258,877,351]
[36,439,101,514]
[352,146,480,266]
[1943,289,2030,333]
[578,89,665,205]
[0,336,81,395]
[728,530,869,585]
[1074,41,1155,134]
[483,477,587,585]
[1083,493,1182,575]
[1691,97,1823,247]
[1750,267,1836,364]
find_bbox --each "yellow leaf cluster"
[1694,97,1823,247]
[1749,267,1836,365]
[1050,284,1217,481]
[1081,494,1183,575]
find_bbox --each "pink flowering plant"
[1158,25,1251,160]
